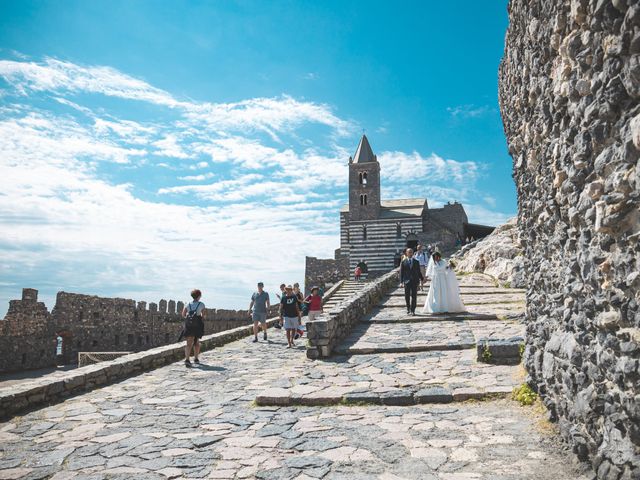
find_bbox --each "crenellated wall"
[499,0,639,478]
[0,288,278,373]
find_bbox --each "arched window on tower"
[396,223,402,239]
[364,194,368,205]
[363,225,367,240]
[362,172,368,185]
[360,194,368,206]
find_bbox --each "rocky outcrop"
[452,218,525,288]
[499,0,639,478]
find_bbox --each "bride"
[422,252,465,313]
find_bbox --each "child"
[304,286,323,321]
[354,265,362,281]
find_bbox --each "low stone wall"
[306,270,399,359]
[0,318,279,420]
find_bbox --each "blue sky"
[0,0,514,315]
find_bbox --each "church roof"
[352,134,376,164]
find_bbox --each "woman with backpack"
[181,289,205,366]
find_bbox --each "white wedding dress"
[422,260,465,313]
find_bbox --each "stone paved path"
[0,275,591,479]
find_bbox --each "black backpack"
[185,302,202,329]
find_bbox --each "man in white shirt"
[414,244,429,291]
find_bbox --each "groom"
[400,248,424,315]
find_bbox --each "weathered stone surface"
[500,1,640,477]
[452,218,526,288]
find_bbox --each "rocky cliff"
[499,0,639,478]
[452,217,525,288]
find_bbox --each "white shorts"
[283,316,300,330]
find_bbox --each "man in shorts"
[249,282,270,343]
[279,285,301,348]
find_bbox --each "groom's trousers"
[404,281,418,313]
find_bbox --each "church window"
[359,194,368,205]
[396,223,402,239]
[359,171,368,185]
[363,225,367,240]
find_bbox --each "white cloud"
[379,151,481,184]
[447,104,495,119]
[178,172,216,181]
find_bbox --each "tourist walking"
[354,265,362,281]
[304,286,323,321]
[400,248,424,315]
[422,252,465,313]
[249,282,270,343]
[414,244,429,291]
[279,285,302,348]
[181,289,205,366]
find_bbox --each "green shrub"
[512,383,537,406]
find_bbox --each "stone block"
[477,337,523,365]
[342,391,381,405]
[452,387,484,401]
[414,387,453,404]
[380,389,414,406]
[255,388,291,406]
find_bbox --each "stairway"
[322,279,370,310]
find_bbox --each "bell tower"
[348,135,381,221]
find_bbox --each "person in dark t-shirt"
[279,285,301,348]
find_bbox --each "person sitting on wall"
[181,289,205,367]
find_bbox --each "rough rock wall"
[452,218,526,288]
[499,1,639,478]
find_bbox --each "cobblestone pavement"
[0,275,591,479]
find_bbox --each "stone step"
[255,384,513,407]
[335,342,476,355]
[255,347,520,406]
[334,321,477,356]
[387,289,524,296]
[361,312,500,323]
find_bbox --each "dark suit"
[400,257,424,313]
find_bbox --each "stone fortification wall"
[421,202,469,251]
[306,269,399,359]
[500,1,639,478]
[0,289,57,373]
[0,288,277,373]
[304,254,349,295]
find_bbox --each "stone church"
[306,135,494,289]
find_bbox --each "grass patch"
[481,342,492,363]
[512,383,537,406]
